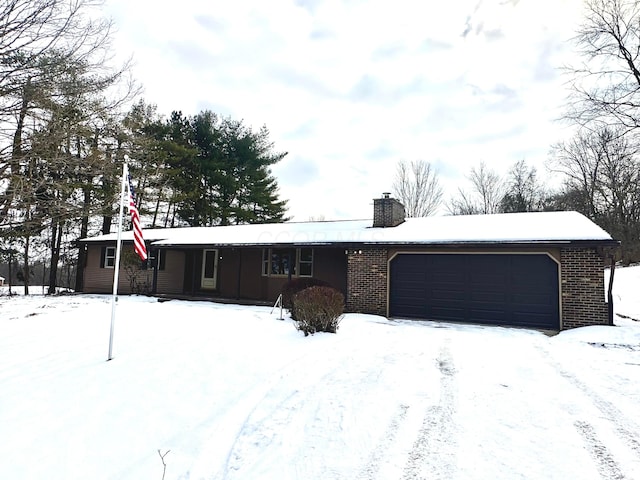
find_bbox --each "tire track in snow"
[574,420,626,480]
[215,340,391,480]
[215,355,345,479]
[188,346,340,480]
[356,403,410,480]
[401,340,458,480]
[537,345,640,462]
[563,370,640,459]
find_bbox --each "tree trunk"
[1,79,31,221]
[48,219,62,294]
[23,234,30,295]
[152,192,162,228]
[8,247,13,295]
[102,215,112,234]
[74,186,91,292]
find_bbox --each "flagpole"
[108,162,128,361]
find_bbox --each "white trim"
[104,246,117,269]
[201,249,218,290]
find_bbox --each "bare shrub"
[292,286,344,336]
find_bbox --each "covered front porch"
[150,246,348,303]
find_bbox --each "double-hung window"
[299,248,313,276]
[262,248,313,277]
[104,247,116,268]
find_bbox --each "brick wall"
[345,246,610,329]
[346,248,388,315]
[560,247,609,329]
[373,196,405,227]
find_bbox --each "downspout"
[607,254,616,326]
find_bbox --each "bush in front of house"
[292,286,344,336]
[281,277,331,318]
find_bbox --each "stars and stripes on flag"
[125,171,147,261]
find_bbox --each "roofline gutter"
[139,239,621,249]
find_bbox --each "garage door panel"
[400,271,425,282]
[469,309,508,322]
[511,276,555,289]
[436,281,466,291]
[470,287,507,299]
[398,306,426,317]
[512,312,554,327]
[392,295,424,308]
[395,285,424,295]
[470,274,506,284]
[390,253,559,329]
[431,288,466,301]
[431,306,466,320]
[472,268,507,281]
[471,288,507,299]
[512,292,555,306]
[434,272,466,283]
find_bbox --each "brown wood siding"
[183,250,197,295]
[218,247,348,302]
[266,277,288,301]
[83,244,114,293]
[82,244,152,294]
[85,245,346,302]
[217,248,263,300]
[155,250,185,295]
[263,247,347,301]
[312,248,347,295]
[240,249,264,298]
[216,248,236,298]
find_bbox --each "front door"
[201,249,218,289]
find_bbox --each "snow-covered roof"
[80,211,616,247]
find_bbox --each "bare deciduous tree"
[0,0,115,118]
[549,126,640,263]
[448,161,504,215]
[500,159,545,213]
[565,0,640,132]
[392,159,443,217]
[0,0,139,293]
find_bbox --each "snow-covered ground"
[1,267,639,480]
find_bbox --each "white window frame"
[104,246,116,268]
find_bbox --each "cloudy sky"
[102,0,586,221]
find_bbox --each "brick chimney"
[373,192,405,227]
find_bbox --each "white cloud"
[104,0,586,220]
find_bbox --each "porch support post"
[151,248,159,294]
[236,248,242,300]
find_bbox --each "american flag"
[126,173,147,261]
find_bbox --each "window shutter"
[100,246,106,269]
